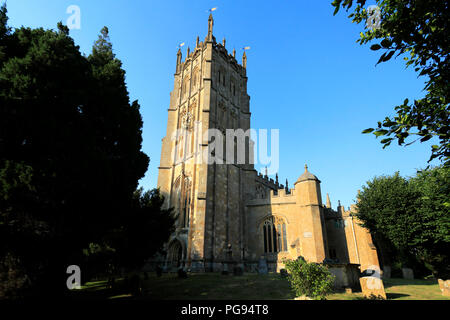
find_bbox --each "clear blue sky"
[5,0,439,209]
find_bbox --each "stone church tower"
[157,14,256,271]
[156,15,382,281]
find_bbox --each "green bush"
[283,257,335,300]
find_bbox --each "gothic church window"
[171,176,192,229]
[182,77,190,99]
[262,216,287,253]
[192,67,200,93]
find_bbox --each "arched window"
[262,216,288,253]
[181,178,191,228]
[182,77,190,99]
[171,176,192,229]
[192,67,200,93]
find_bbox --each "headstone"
[233,266,243,276]
[155,266,162,277]
[402,268,414,280]
[294,295,313,300]
[345,287,352,294]
[177,268,188,279]
[438,279,450,296]
[359,276,387,300]
[359,266,386,299]
[221,263,229,275]
[279,269,288,278]
[382,266,391,279]
[107,277,115,289]
[257,257,268,274]
[129,274,142,296]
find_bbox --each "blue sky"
[5,0,438,209]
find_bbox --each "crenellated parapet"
[256,171,281,191]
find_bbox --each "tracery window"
[171,176,192,228]
[192,67,200,93]
[262,216,288,253]
[182,76,190,99]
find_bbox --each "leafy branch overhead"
[332,0,449,166]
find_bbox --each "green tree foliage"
[108,188,175,270]
[332,0,449,166]
[0,5,172,298]
[409,167,450,277]
[283,257,335,300]
[356,167,450,278]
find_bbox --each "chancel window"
[262,216,287,253]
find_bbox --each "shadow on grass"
[386,293,410,299]
[71,273,297,300]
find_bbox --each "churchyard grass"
[72,273,449,300]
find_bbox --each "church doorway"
[168,239,184,270]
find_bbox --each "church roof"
[295,164,320,184]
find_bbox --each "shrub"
[283,256,335,300]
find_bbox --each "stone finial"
[242,51,247,68]
[276,173,279,184]
[304,164,308,172]
[233,48,236,58]
[176,48,182,73]
[326,193,331,209]
[265,166,268,177]
[187,46,190,56]
[196,36,199,47]
[208,13,214,40]
[222,37,226,47]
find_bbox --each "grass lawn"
[71,272,450,300]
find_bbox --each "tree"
[409,167,450,278]
[355,173,420,266]
[332,0,450,166]
[109,188,175,271]
[0,6,156,297]
[356,168,450,279]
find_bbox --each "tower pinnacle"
[207,13,214,41]
[326,193,331,208]
[176,48,182,74]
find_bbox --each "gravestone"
[257,257,268,274]
[221,263,229,275]
[233,266,243,276]
[382,266,391,279]
[155,266,162,277]
[438,279,450,296]
[177,267,188,279]
[129,274,142,296]
[402,268,414,280]
[359,266,386,300]
[359,276,387,300]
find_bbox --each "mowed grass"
[141,273,295,300]
[327,278,448,300]
[73,273,449,300]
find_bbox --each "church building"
[156,15,381,276]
